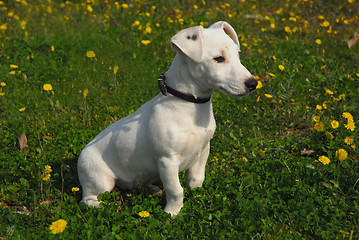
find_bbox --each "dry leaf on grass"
[18,131,28,152]
[301,149,315,156]
[43,135,53,140]
[12,206,31,215]
[1,202,31,215]
[40,200,52,205]
[347,32,358,49]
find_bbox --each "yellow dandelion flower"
[19,107,26,112]
[141,40,151,45]
[313,116,320,122]
[264,94,273,99]
[342,112,355,131]
[72,187,80,192]
[86,50,96,58]
[113,65,118,75]
[83,89,88,98]
[122,3,129,9]
[86,5,93,12]
[42,173,51,181]
[268,73,276,77]
[314,122,324,131]
[0,23,7,31]
[315,39,322,45]
[10,64,18,69]
[41,165,52,181]
[344,137,353,145]
[0,93,4,96]
[240,157,248,162]
[43,84,53,91]
[1,82,6,87]
[138,211,150,218]
[325,89,333,95]
[318,155,330,165]
[345,121,355,131]
[325,131,334,139]
[21,20,26,30]
[49,219,67,234]
[316,105,323,111]
[42,165,52,181]
[278,65,285,71]
[45,165,52,172]
[320,21,330,27]
[284,26,292,34]
[51,45,55,52]
[145,24,152,34]
[335,149,348,161]
[342,112,353,121]
[330,120,339,129]
[256,81,263,89]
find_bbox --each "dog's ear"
[171,26,204,62]
[208,21,239,46]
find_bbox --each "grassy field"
[1,0,359,238]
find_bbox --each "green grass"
[1,0,359,238]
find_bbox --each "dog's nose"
[245,77,258,91]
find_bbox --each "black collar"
[157,73,211,104]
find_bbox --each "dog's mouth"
[217,86,253,97]
[217,77,257,97]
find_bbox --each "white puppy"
[78,21,257,216]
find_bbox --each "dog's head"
[171,21,257,97]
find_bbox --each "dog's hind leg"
[79,174,116,207]
[78,152,116,207]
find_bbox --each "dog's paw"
[164,204,183,218]
[186,179,204,190]
[166,210,181,218]
[81,199,101,208]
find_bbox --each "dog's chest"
[178,128,214,171]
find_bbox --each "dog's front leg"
[186,143,209,189]
[158,157,183,217]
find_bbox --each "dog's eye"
[213,56,225,63]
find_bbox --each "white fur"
[78,21,257,217]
